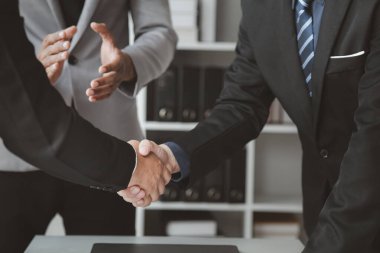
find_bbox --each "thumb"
[139,140,169,164]
[139,139,154,156]
[91,22,114,43]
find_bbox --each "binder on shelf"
[201,67,225,119]
[179,66,202,122]
[226,149,246,203]
[160,182,181,202]
[181,179,203,202]
[202,163,226,202]
[147,68,178,122]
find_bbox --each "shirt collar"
[292,0,325,10]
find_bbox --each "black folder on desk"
[91,243,239,253]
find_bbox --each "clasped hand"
[118,140,180,207]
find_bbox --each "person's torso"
[241,0,370,182]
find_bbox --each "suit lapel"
[311,0,352,134]
[46,0,66,30]
[70,0,101,51]
[280,0,313,132]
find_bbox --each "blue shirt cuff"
[165,142,190,182]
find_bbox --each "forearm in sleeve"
[0,8,136,192]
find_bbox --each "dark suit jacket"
[0,3,135,192]
[176,0,380,252]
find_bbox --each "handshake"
[117,140,180,207]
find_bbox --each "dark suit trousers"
[0,171,135,253]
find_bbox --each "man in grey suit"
[0,1,177,252]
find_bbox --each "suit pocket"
[326,53,366,74]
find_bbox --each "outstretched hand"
[118,140,178,207]
[87,22,137,102]
[118,140,180,207]
[38,26,77,85]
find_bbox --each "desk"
[25,236,303,253]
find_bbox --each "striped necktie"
[295,0,314,97]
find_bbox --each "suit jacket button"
[68,55,78,65]
[320,149,329,159]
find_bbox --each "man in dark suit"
[0,0,171,236]
[122,0,380,252]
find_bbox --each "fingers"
[120,141,170,207]
[39,41,70,62]
[139,140,166,161]
[86,84,117,102]
[38,27,76,81]
[99,61,120,74]
[46,61,64,85]
[133,195,153,208]
[137,141,180,176]
[162,167,172,185]
[41,50,69,68]
[128,140,140,149]
[118,186,146,203]
[42,26,77,48]
[87,70,124,102]
[139,139,154,156]
[91,72,119,88]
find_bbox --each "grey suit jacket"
[0,0,177,172]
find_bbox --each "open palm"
[87,22,136,102]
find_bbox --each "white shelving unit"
[177,42,236,51]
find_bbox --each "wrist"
[122,53,137,82]
[161,144,180,174]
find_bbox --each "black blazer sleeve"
[0,4,135,193]
[176,17,274,182]
[304,4,380,253]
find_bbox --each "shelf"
[262,124,298,134]
[177,42,236,52]
[146,202,247,211]
[145,122,196,131]
[144,122,297,134]
[253,195,303,214]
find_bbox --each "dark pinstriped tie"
[295,0,314,97]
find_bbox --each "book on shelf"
[202,163,226,202]
[253,213,301,238]
[225,149,246,203]
[169,0,199,42]
[182,180,203,202]
[179,66,202,122]
[254,222,300,238]
[146,67,178,122]
[166,220,218,236]
[201,67,224,119]
[146,66,226,123]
